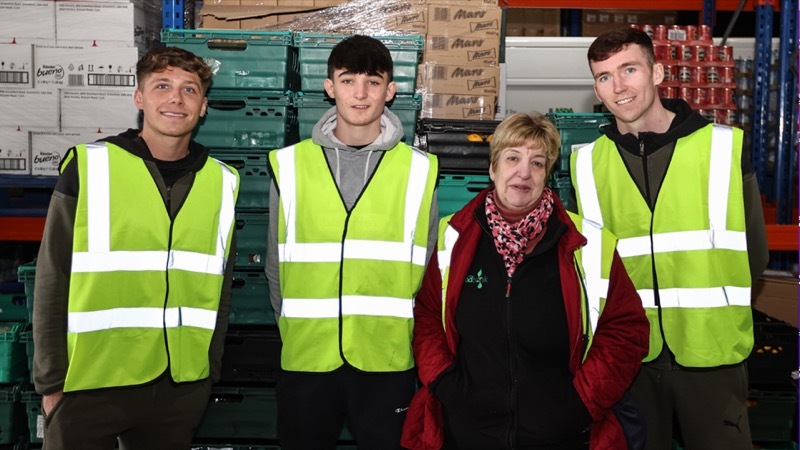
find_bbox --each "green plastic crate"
[229,272,275,326]
[195,91,297,150]
[234,213,268,270]
[18,329,32,384]
[16,264,35,323]
[437,173,491,219]
[748,390,798,444]
[0,322,28,384]
[161,29,298,91]
[293,33,423,94]
[546,112,612,176]
[294,93,421,145]
[0,385,25,444]
[195,387,278,441]
[20,390,42,445]
[0,292,27,323]
[210,152,270,212]
[547,173,575,212]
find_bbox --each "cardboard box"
[582,9,677,37]
[0,1,56,46]
[424,35,500,66]
[33,46,138,90]
[505,8,561,37]
[0,88,58,127]
[419,62,500,95]
[59,89,139,130]
[421,92,495,120]
[55,2,161,51]
[29,128,125,176]
[752,273,798,328]
[0,127,30,175]
[0,43,34,89]
[379,2,427,32]
[427,3,502,37]
[199,4,318,29]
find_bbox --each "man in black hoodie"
[570,28,768,450]
[33,46,238,450]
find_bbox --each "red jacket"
[401,188,649,450]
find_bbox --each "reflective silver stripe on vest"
[574,145,603,227]
[636,286,750,308]
[68,306,218,332]
[276,145,430,319]
[437,224,459,303]
[280,296,415,319]
[72,144,235,275]
[579,218,608,334]
[616,229,747,257]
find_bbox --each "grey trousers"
[42,374,212,450]
[631,352,751,450]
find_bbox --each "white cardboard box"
[55,2,161,51]
[30,128,125,176]
[0,88,58,128]
[34,46,138,90]
[0,1,56,46]
[59,88,139,129]
[0,126,31,175]
[0,43,34,89]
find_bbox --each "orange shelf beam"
[0,217,45,242]
[765,224,798,251]
[498,0,777,11]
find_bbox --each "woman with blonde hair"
[402,113,649,450]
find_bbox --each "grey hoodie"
[266,106,439,324]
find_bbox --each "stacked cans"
[634,24,738,126]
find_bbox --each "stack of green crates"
[162,28,280,329]
[545,112,612,211]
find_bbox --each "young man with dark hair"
[34,46,239,450]
[570,27,769,450]
[266,35,439,449]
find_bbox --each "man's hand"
[43,391,64,416]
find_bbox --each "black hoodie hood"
[602,98,710,156]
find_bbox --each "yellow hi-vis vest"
[269,139,439,372]
[570,124,752,367]
[436,211,618,356]
[64,142,239,392]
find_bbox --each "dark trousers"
[631,352,751,450]
[277,365,416,450]
[42,374,212,450]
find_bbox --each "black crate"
[748,389,798,445]
[416,118,500,173]
[748,311,798,390]
[195,387,278,441]
[220,327,280,387]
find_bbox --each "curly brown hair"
[136,46,212,94]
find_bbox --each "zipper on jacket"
[640,139,667,349]
[505,276,518,450]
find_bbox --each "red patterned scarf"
[485,187,555,279]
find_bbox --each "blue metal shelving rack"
[162,0,186,29]
[773,0,797,225]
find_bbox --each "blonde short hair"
[489,113,561,177]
